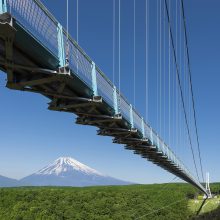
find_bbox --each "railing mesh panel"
[7,0,58,57]
[96,69,114,106]
[120,96,130,123]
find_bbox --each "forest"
[0,183,219,220]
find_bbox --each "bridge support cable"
[168,0,171,147]
[136,176,183,218]
[145,0,149,122]
[113,0,115,85]
[112,0,119,116]
[156,0,159,133]
[159,0,162,136]
[65,0,69,65]
[180,0,205,183]
[176,0,180,157]
[133,0,136,108]
[164,0,200,182]
[178,0,185,175]
[76,0,79,44]
[135,198,188,220]
[118,0,121,110]
[163,0,166,140]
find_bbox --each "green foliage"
[209,183,220,195]
[192,206,220,220]
[190,183,220,220]
[0,183,209,220]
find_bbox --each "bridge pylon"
[204,172,212,199]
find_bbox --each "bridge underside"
[0,13,206,194]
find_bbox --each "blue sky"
[0,0,219,184]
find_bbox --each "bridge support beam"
[0,13,16,88]
[49,99,101,112]
[113,137,148,145]
[98,127,136,137]
[76,114,122,126]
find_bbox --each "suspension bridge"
[0,0,208,196]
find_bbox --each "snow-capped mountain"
[0,175,18,187]
[20,157,131,187]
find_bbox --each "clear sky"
[0,0,219,184]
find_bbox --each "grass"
[189,196,220,215]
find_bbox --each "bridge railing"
[133,110,143,133]
[4,0,204,190]
[67,35,93,88]
[7,0,59,58]
[96,67,115,107]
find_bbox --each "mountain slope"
[0,175,18,187]
[20,157,131,187]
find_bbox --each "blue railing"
[3,0,204,190]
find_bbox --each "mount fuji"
[19,157,132,187]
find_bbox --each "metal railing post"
[157,135,160,152]
[57,23,65,67]
[91,61,98,97]
[113,86,119,115]
[130,104,134,128]
[141,117,145,138]
[166,145,169,159]
[150,127,153,145]
[0,0,7,13]
[163,143,165,155]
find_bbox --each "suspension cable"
[180,0,205,183]
[135,198,187,219]
[164,0,200,181]
[163,0,166,138]
[133,176,179,220]
[76,0,79,74]
[134,0,136,108]
[157,0,159,131]
[159,0,162,135]
[113,0,115,85]
[175,0,178,154]
[179,0,181,155]
[145,0,149,121]
[168,0,171,145]
[66,0,69,64]
[66,0,69,42]
[76,0,79,43]
[119,0,121,97]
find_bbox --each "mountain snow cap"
[36,157,105,176]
